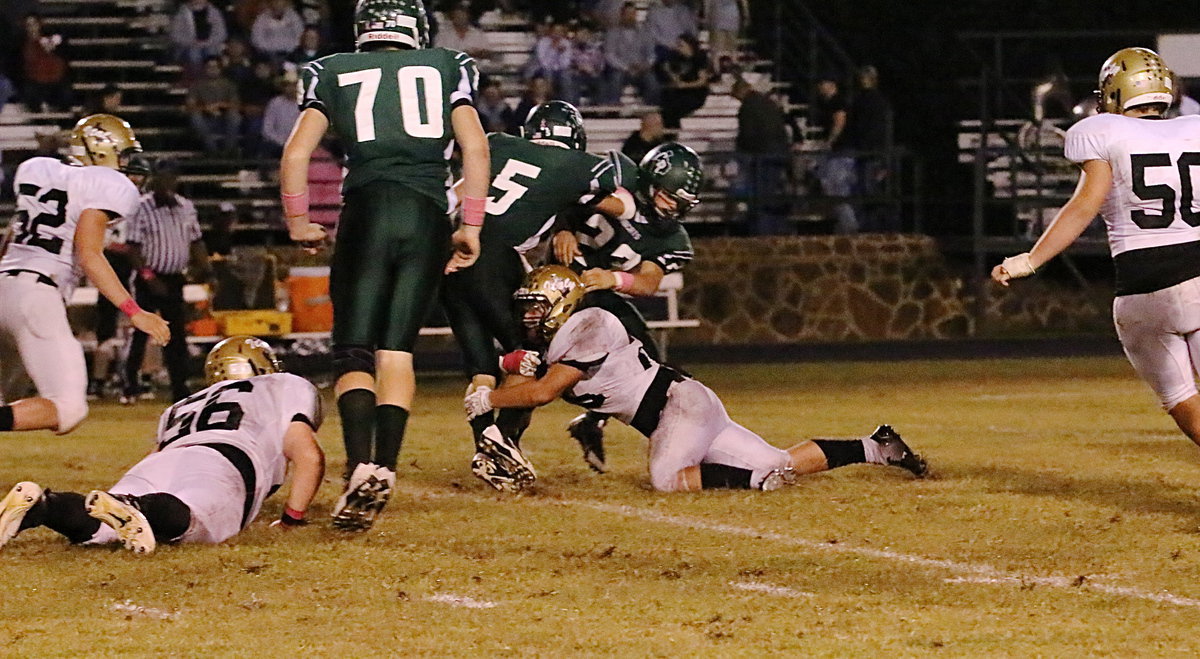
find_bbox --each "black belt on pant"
[198,442,256,529]
[630,365,685,438]
[0,269,56,288]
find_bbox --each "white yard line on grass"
[399,485,1200,609]
[424,593,499,609]
[730,581,814,598]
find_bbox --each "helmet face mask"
[521,101,587,150]
[204,335,282,386]
[513,266,585,345]
[69,114,143,173]
[1096,47,1174,114]
[354,0,430,50]
[635,142,703,232]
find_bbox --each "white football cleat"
[473,425,536,492]
[332,462,394,531]
[85,491,156,554]
[0,482,44,549]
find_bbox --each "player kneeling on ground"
[463,267,928,491]
[0,336,324,554]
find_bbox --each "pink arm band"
[119,299,143,317]
[462,195,487,227]
[613,271,635,293]
[281,190,309,218]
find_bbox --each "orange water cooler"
[287,266,333,332]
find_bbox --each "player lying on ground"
[994,48,1200,450]
[463,267,927,491]
[0,114,170,435]
[0,336,324,554]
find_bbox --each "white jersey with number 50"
[546,308,662,424]
[2,157,140,288]
[1065,113,1200,256]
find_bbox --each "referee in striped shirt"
[123,160,211,403]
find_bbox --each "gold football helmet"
[204,336,281,385]
[514,265,586,343]
[68,113,143,171]
[1097,47,1174,113]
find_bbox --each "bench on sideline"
[69,272,699,359]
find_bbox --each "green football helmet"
[521,101,587,151]
[354,0,430,50]
[636,142,703,231]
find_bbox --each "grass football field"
[4,355,1200,656]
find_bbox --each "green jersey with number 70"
[484,132,630,250]
[299,47,478,211]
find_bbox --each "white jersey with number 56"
[1065,113,1200,256]
[2,157,140,289]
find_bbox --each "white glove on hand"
[500,349,541,377]
[1001,252,1036,279]
[464,386,493,420]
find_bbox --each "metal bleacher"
[0,2,787,232]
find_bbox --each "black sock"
[699,463,754,489]
[338,389,376,477]
[37,491,102,544]
[0,406,13,431]
[496,408,532,448]
[812,439,867,469]
[585,410,609,425]
[470,412,495,450]
[373,405,409,471]
[137,493,192,543]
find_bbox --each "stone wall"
[674,235,975,345]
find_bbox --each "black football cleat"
[567,413,607,473]
[869,425,928,477]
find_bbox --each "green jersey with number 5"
[484,132,628,250]
[299,47,478,210]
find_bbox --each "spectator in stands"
[239,58,278,157]
[308,141,343,230]
[123,160,212,403]
[645,0,697,62]
[589,0,626,28]
[655,33,710,129]
[811,75,856,233]
[622,110,667,165]
[525,21,579,105]
[703,0,746,73]
[435,4,494,68]
[221,37,256,88]
[83,83,122,116]
[600,3,660,106]
[206,201,237,257]
[1170,77,1200,117]
[170,0,228,73]
[843,64,895,232]
[186,56,242,156]
[731,78,791,235]
[570,21,605,104]
[285,26,329,72]
[232,0,271,35]
[297,0,329,36]
[511,75,551,133]
[261,76,299,158]
[251,0,305,62]
[475,78,515,133]
[0,72,13,115]
[20,14,72,113]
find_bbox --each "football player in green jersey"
[279,0,490,530]
[444,100,636,491]
[551,142,702,472]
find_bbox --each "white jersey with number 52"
[2,157,140,288]
[1064,113,1200,257]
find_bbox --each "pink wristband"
[613,271,634,293]
[462,195,487,227]
[119,298,143,317]
[500,350,529,374]
[281,190,309,218]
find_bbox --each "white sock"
[862,438,885,465]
